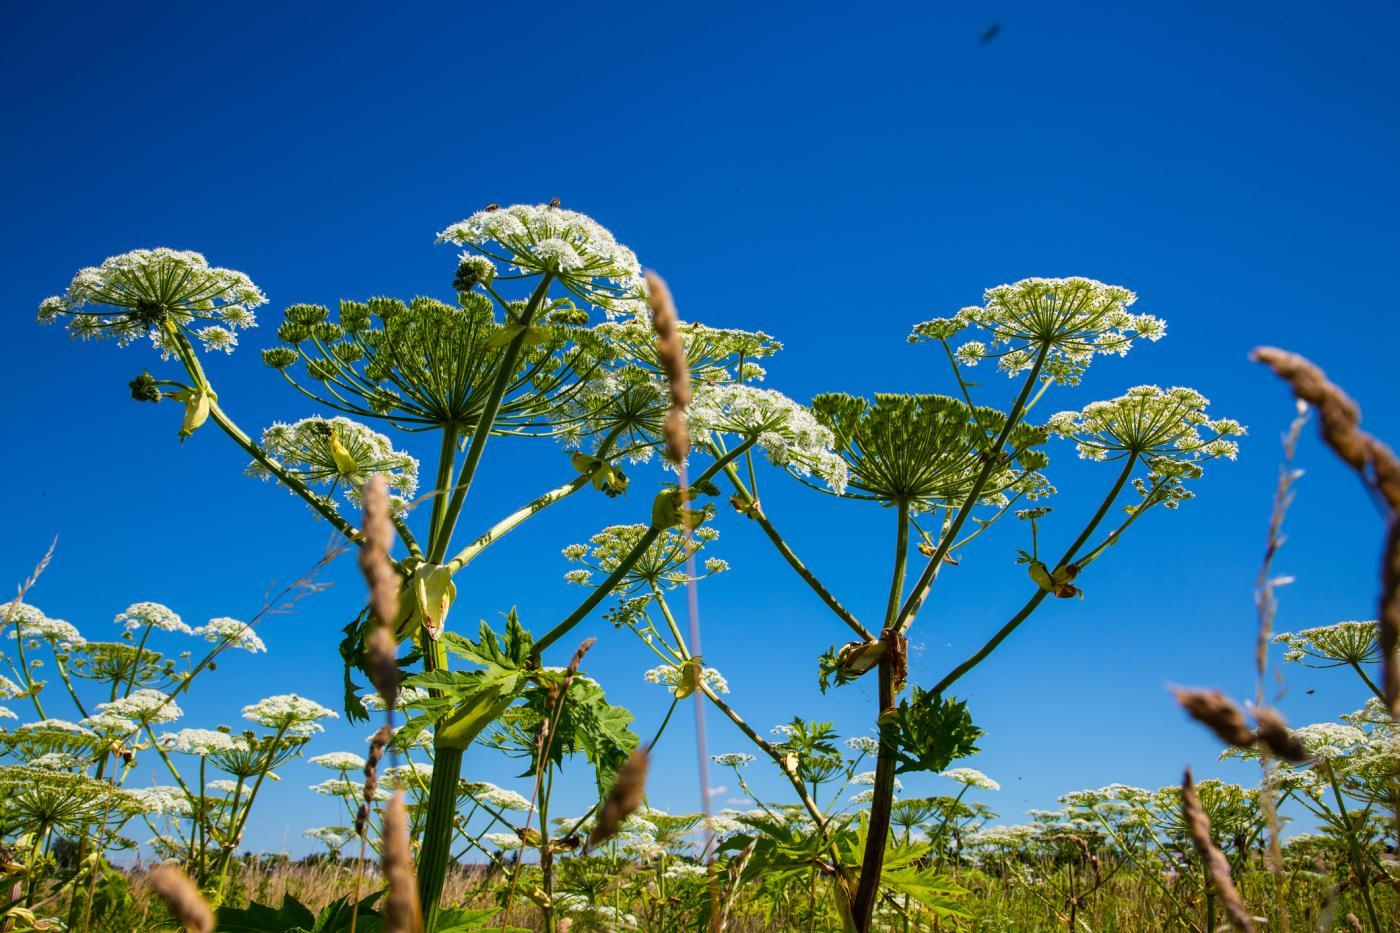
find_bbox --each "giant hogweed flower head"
[688,384,848,493]
[437,203,645,318]
[1048,386,1243,509]
[264,295,608,434]
[910,277,1162,385]
[564,523,727,595]
[242,693,338,735]
[98,688,182,725]
[811,392,1049,509]
[1275,620,1380,668]
[249,416,419,505]
[38,248,265,352]
[193,616,266,653]
[595,320,781,384]
[115,601,192,635]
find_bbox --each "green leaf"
[443,612,533,671]
[886,688,982,776]
[216,893,321,933]
[434,907,530,932]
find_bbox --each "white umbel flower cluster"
[1047,385,1243,465]
[910,277,1163,386]
[37,248,265,352]
[241,694,338,735]
[643,663,729,694]
[308,751,367,771]
[942,767,1001,791]
[158,728,248,756]
[3,602,85,646]
[251,416,420,503]
[98,689,182,725]
[437,204,645,318]
[688,384,848,493]
[193,617,267,653]
[115,602,192,635]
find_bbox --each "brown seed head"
[147,864,214,933]
[381,790,423,933]
[1252,706,1308,762]
[358,476,402,708]
[1182,768,1256,933]
[646,271,692,464]
[588,747,649,850]
[1172,687,1255,748]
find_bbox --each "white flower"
[910,277,1162,386]
[38,248,266,350]
[712,753,755,768]
[242,694,338,735]
[471,784,531,812]
[158,728,248,756]
[309,752,367,771]
[644,663,729,695]
[1291,723,1367,759]
[208,779,240,794]
[304,826,354,849]
[852,770,903,791]
[312,778,386,800]
[7,614,85,646]
[128,786,192,817]
[29,752,87,770]
[942,767,1000,791]
[115,602,191,635]
[192,617,266,653]
[1049,386,1242,464]
[251,416,419,502]
[98,689,182,724]
[846,736,880,756]
[483,832,522,850]
[688,384,848,493]
[17,718,93,736]
[436,204,645,318]
[360,686,429,713]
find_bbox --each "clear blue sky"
[3,1,1398,856]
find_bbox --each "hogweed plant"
[0,555,337,930]
[38,206,1244,931]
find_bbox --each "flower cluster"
[115,601,191,635]
[192,616,267,653]
[942,767,1001,791]
[38,248,265,352]
[644,663,730,695]
[688,384,848,493]
[910,277,1163,385]
[1275,620,1379,668]
[563,523,725,595]
[241,694,338,735]
[250,416,419,504]
[437,203,645,318]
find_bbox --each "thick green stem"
[850,502,909,932]
[446,477,589,572]
[418,745,465,930]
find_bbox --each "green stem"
[930,454,1138,696]
[724,465,871,640]
[429,275,555,563]
[418,745,465,931]
[447,477,589,572]
[1347,660,1386,702]
[531,439,756,657]
[894,343,1052,634]
[850,502,909,932]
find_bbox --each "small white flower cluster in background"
[644,663,729,695]
[241,694,338,735]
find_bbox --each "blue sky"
[3,1,1398,856]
